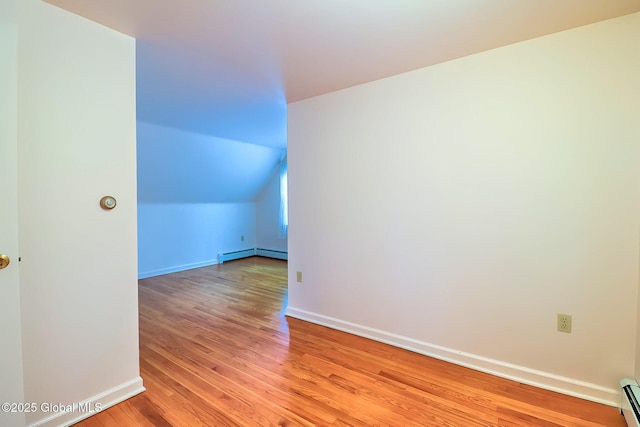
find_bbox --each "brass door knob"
[0,254,10,270]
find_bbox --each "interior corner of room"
[2,0,640,426]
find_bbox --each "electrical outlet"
[557,314,572,333]
[296,271,302,283]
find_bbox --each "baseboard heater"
[218,249,257,263]
[255,248,288,260]
[621,379,640,426]
[218,248,288,263]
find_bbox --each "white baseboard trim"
[138,259,218,279]
[285,307,619,407]
[138,249,288,279]
[29,376,145,427]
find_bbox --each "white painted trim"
[256,248,288,260]
[285,307,619,407]
[138,259,218,279]
[138,248,288,278]
[29,377,145,427]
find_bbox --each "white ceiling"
[45,0,640,148]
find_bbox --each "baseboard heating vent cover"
[256,248,288,260]
[218,249,256,263]
[621,378,640,427]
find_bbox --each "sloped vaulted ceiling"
[136,122,283,203]
[45,0,640,148]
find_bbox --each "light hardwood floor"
[76,257,625,426]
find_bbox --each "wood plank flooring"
[76,257,625,426]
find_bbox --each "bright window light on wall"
[279,156,288,238]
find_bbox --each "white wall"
[287,13,640,406]
[17,1,142,425]
[256,164,288,252]
[137,122,281,278]
[138,203,256,278]
[137,122,281,204]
